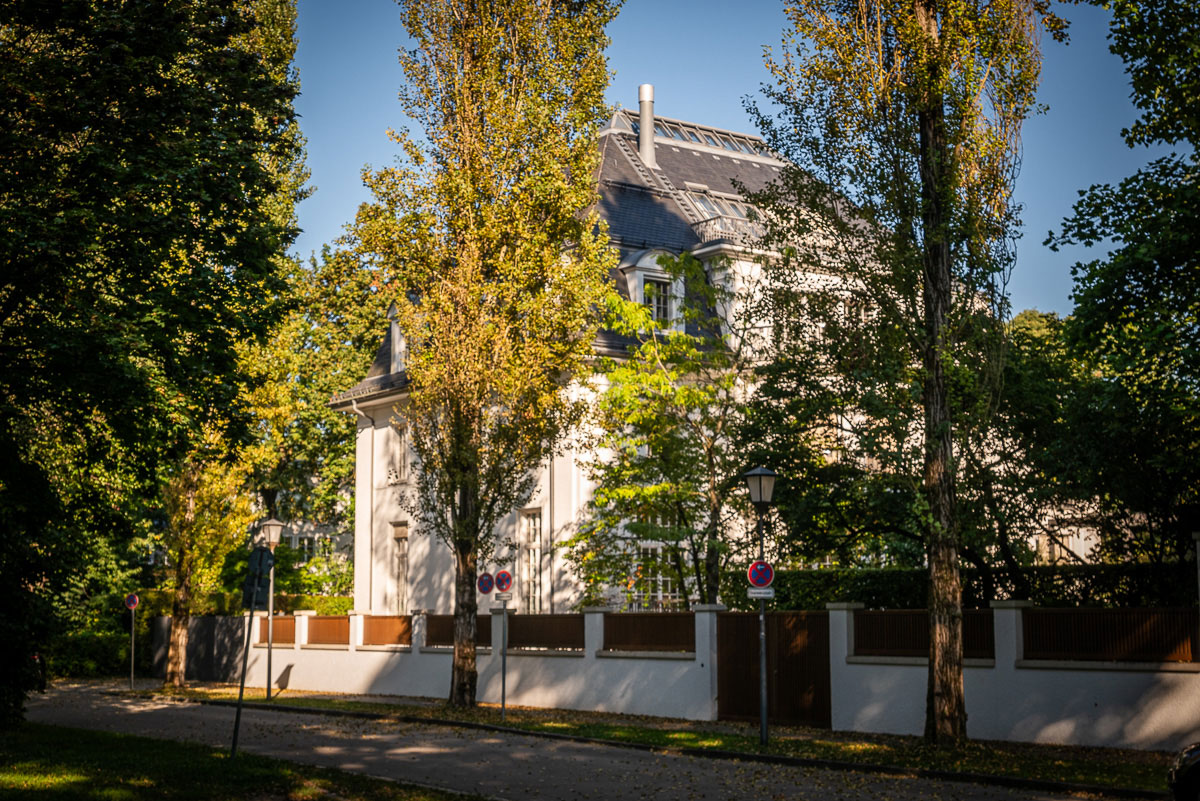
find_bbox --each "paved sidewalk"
[26,682,1092,801]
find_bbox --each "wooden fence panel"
[425,614,492,648]
[507,614,584,649]
[363,615,412,646]
[1023,607,1198,662]
[603,613,695,652]
[853,609,995,659]
[717,612,831,728]
[258,616,294,644]
[308,615,349,645]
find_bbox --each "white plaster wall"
[237,609,719,721]
[827,603,1200,750]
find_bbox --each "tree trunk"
[165,546,192,688]
[449,537,478,706]
[916,0,967,746]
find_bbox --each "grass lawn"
[157,685,1172,794]
[0,722,478,801]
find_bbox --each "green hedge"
[720,562,1198,611]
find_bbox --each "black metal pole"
[501,600,508,723]
[231,582,260,757]
[129,606,135,691]
[266,565,274,701]
[757,509,768,747]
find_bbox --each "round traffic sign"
[747,560,774,588]
[124,593,140,610]
[494,570,512,593]
[477,572,494,594]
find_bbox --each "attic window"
[720,137,740,152]
[686,130,701,143]
[670,127,688,142]
[644,278,671,323]
[654,122,670,137]
[691,194,720,217]
[703,133,719,147]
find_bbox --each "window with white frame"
[644,277,671,324]
[629,542,683,612]
[519,510,544,614]
[392,522,409,614]
[386,424,409,485]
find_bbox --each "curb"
[153,694,1167,800]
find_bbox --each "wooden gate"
[717,611,831,728]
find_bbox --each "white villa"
[328,85,784,616]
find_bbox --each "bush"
[46,630,127,678]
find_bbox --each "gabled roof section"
[328,326,410,410]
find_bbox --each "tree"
[568,254,757,609]
[749,0,1062,744]
[1048,0,1200,558]
[350,0,619,707]
[0,0,302,719]
[162,432,257,687]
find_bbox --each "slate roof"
[330,105,781,408]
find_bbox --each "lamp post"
[257,517,285,701]
[742,466,777,747]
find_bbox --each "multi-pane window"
[519,510,544,614]
[393,523,409,612]
[644,278,670,324]
[386,425,409,485]
[630,544,682,612]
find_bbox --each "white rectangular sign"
[747,587,775,599]
[494,592,513,601]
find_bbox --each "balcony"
[691,214,765,248]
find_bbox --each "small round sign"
[477,572,494,594]
[494,570,513,593]
[747,560,774,588]
[124,593,140,610]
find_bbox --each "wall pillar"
[694,604,725,721]
[826,602,863,731]
[411,610,427,649]
[295,610,313,647]
[348,613,363,651]
[583,607,609,653]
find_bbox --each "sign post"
[124,593,139,691]
[494,569,513,723]
[747,557,774,747]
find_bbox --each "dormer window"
[619,249,684,331]
[644,278,671,324]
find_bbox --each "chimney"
[638,83,657,170]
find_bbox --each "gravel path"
[26,683,1089,801]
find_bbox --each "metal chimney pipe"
[638,83,657,170]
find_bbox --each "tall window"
[519,510,544,614]
[644,278,670,324]
[392,522,409,614]
[630,543,682,612]
[386,425,408,485]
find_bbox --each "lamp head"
[258,517,286,548]
[742,466,778,507]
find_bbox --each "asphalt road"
[26,683,1092,801]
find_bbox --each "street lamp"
[742,466,777,747]
[257,517,285,701]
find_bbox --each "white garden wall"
[827,601,1200,750]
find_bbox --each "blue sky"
[293,0,1160,316]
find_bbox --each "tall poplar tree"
[750,0,1063,743]
[351,0,618,706]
